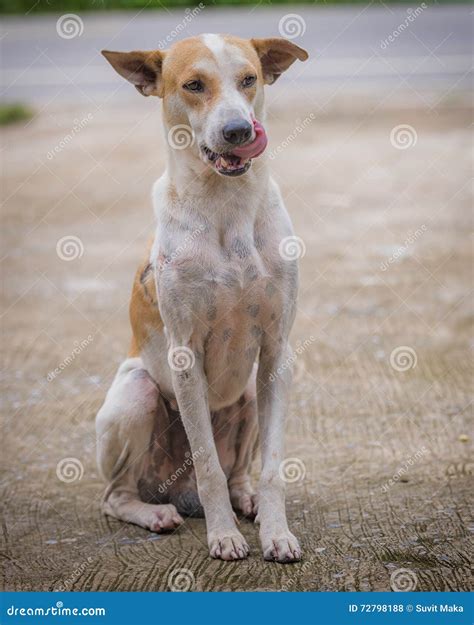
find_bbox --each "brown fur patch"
[128,237,163,357]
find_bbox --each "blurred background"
[1,1,472,593]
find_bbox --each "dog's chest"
[198,246,276,404]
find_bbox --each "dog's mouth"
[200,120,268,177]
[200,146,252,177]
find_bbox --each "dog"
[96,34,308,563]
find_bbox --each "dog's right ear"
[101,50,165,97]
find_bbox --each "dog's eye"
[241,75,257,88]
[183,80,204,93]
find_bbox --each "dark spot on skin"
[223,270,240,289]
[223,328,233,342]
[275,265,287,281]
[232,238,250,260]
[130,368,150,381]
[247,304,260,318]
[254,234,265,251]
[251,325,263,339]
[271,313,276,321]
[265,283,277,298]
[245,264,259,282]
[207,306,217,321]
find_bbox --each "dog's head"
[102,34,308,177]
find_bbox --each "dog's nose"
[222,119,253,145]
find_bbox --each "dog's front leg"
[170,350,250,561]
[256,342,302,563]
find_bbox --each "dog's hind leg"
[96,358,183,532]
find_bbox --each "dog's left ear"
[251,38,309,85]
[101,49,165,97]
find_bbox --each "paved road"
[1,5,472,102]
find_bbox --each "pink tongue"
[231,120,268,159]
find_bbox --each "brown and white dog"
[96,34,308,562]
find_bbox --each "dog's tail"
[170,490,204,518]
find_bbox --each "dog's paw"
[149,504,184,532]
[261,531,302,563]
[230,488,258,519]
[208,530,250,561]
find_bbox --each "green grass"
[0,104,34,126]
[0,0,462,14]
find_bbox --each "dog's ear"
[101,50,165,97]
[251,38,308,85]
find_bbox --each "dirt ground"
[1,88,473,592]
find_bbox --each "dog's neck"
[161,127,270,228]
